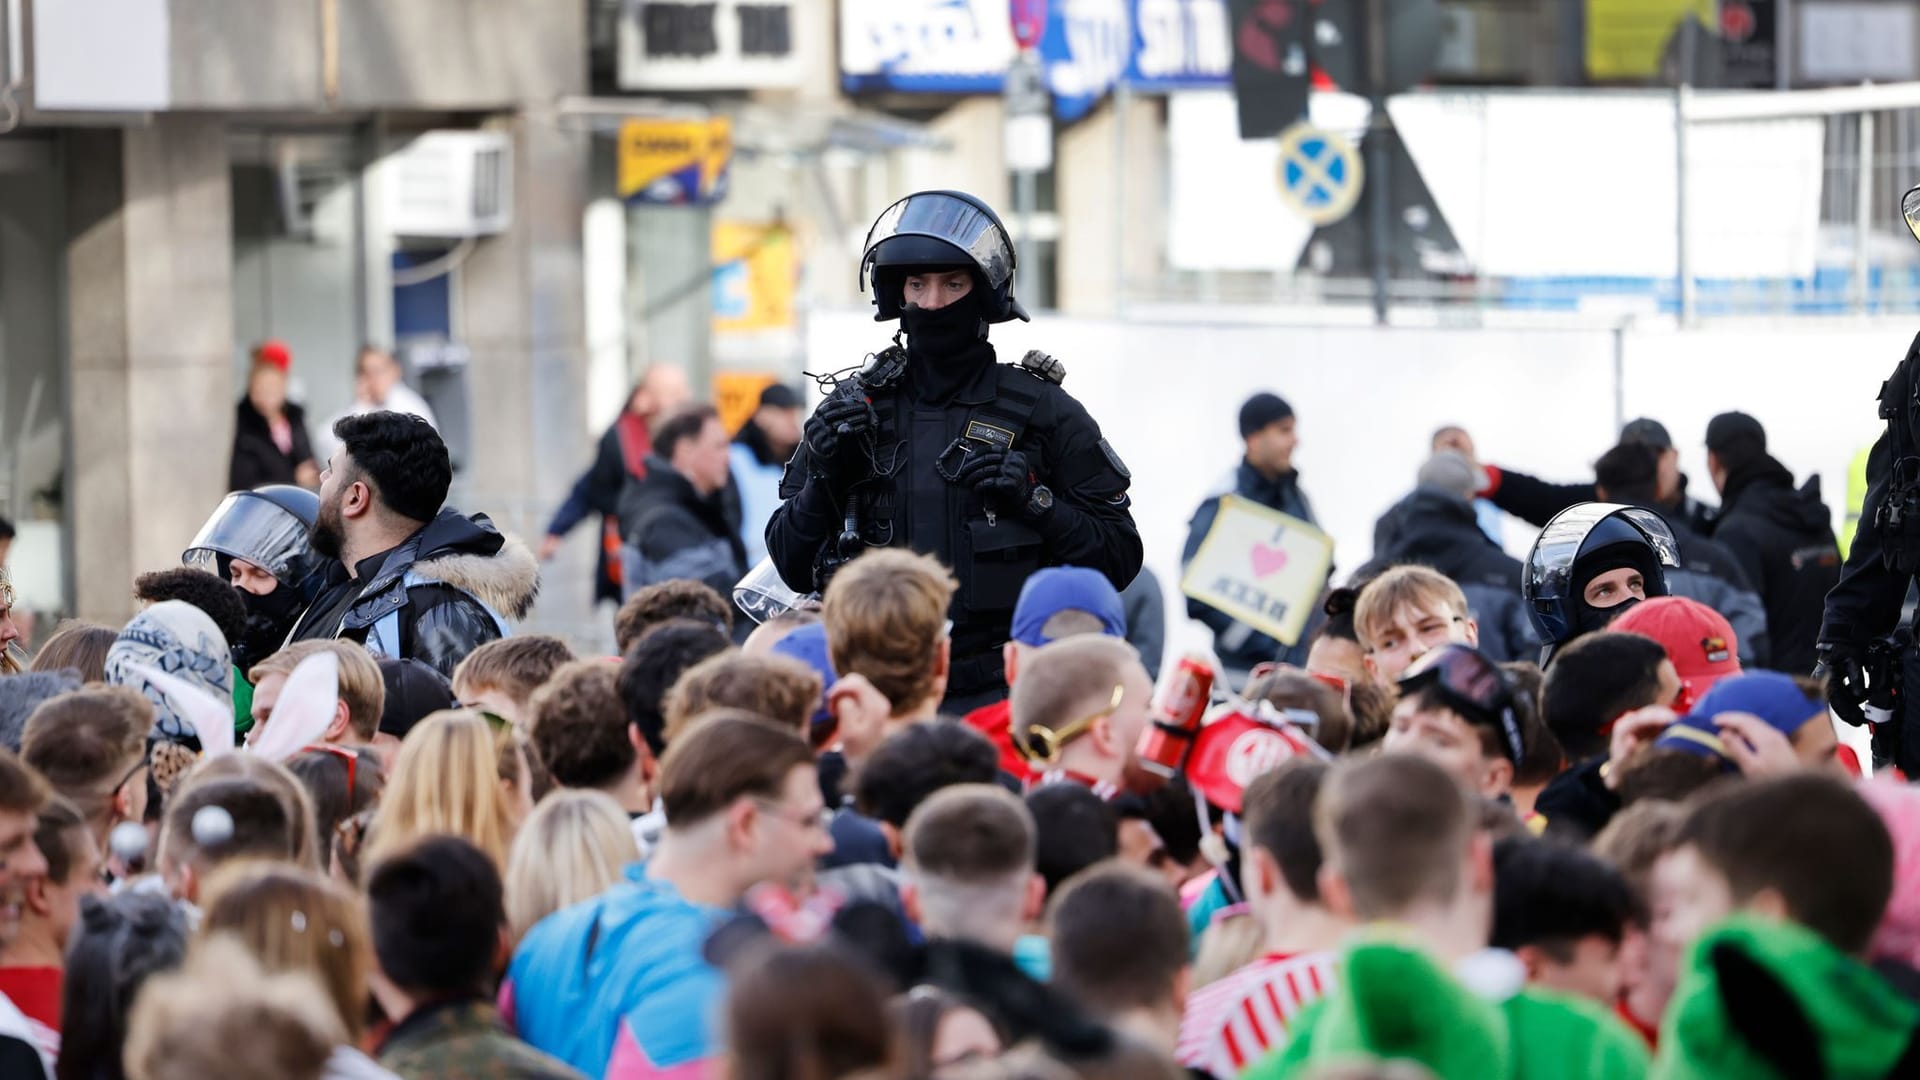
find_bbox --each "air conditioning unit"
[385,131,514,239]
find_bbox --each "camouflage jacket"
[377,1000,585,1080]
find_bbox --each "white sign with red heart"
[1179,494,1335,647]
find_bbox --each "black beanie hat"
[1239,393,1295,439]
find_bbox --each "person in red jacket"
[963,566,1128,783]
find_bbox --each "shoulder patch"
[1099,438,1131,480]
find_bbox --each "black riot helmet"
[1523,502,1679,665]
[182,485,326,599]
[860,190,1030,324]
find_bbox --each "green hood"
[1653,915,1920,1080]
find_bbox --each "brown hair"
[1591,799,1687,920]
[1242,670,1352,755]
[663,652,822,744]
[452,635,578,706]
[248,641,386,742]
[198,861,374,1040]
[1344,680,1396,751]
[22,686,149,826]
[0,746,49,815]
[363,710,514,872]
[823,549,956,712]
[27,620,117,682]
[124,934,341,1080]
[529,659,633,791]
[1241,759,1331,903]
[1009,636,1141,757]
[1352,565,1470,654]
[185,754,322,871]
[159,776,299,882]
[1318,754,1477,919]
[726,943,898,1080]
[905,784,1035,886]
[284,747,385,861]
[1501,661,1564,786]
[615,580,732,654]
[657,710,815,829]
[1049,861,1190,1016]
[1678,774,1894,954]
[34,794,89,885]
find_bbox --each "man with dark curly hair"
[289,412,538,678]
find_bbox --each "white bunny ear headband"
[130,650,340,764]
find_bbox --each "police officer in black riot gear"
[1818,185,1920,772]
[765,190,1142,712]
[1817,339,1920,768]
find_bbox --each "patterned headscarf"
[105,601,232,796]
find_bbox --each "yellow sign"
[1586,0,1714,80]
[1180,495,1335,647]
[711,221,796,334]
[713,371,781,435]
[617,117,733,204]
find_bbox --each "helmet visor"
[732,558,818,625]
[862,194,1014,290]
[182,493,316,584]
[1526,503,1680,603]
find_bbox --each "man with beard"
[289,411,538,680]
[766,191,1141,713]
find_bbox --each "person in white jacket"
[312,347,440,466]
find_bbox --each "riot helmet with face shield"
[1523,502,1679,665]
[183,485,327,669]
[860,190,1029,326]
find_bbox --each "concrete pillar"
[1056,95,1166,317]
[66,118,235,624]
[627,204,714,397]
[454,110,596,642]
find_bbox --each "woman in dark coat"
[229,345,319,491]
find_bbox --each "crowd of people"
[0,182,1907,1080]
[0,377,1909,1080]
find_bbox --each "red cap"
[1610,596,1741,712]
[255,339,293,371]
[1184,710,1317,815]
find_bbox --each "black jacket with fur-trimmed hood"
[294,509,539,680]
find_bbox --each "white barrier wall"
[805,310,1915,672]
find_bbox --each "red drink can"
[1136,655,1216,778]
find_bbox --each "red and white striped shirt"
[1176,950,1339,1077]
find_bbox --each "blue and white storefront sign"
[1126,0,1231,88]
[1041,0,1132,121]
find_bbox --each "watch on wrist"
[1027,485,1055,517]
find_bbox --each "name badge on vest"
[965,420,1016,452]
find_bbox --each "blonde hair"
[248,641,387,742]
[823,549,957,712]
[1352,565,1470,653]
[182,754,322,871]
[198,860,373,1040]
[125,934,341,1080]
[1191,910,1267,990]
[505,789,639,941]
[364,710,513,872]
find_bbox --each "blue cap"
[1010,566,1127,648]
[771,622,838,741]
[1653,671,1824,768]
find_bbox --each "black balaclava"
[1568,544,1653,639]
[900,274,994,403]
[233,583,308,672]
